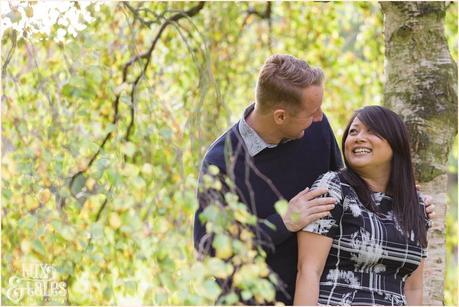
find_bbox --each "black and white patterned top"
[302,171,430,306]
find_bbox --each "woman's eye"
[349,129,357,135]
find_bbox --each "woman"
[294,106,430,306]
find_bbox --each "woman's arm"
[404,259,425,305]
[294,231,333,305]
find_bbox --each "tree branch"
[1,30,17,77]
[123,2,205,144]
[122,2,164,28]
[68,1,206,198]
[221,2,273,102]
[247,2,271,19]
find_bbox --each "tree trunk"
[381,2,458,305]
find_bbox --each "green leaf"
[159,128,172,139]
[291,212,300,223]
[202,279,221,301]
[199,205,220,223]
[274,199,288,217]
[70,173,86,196]
[206,258,233,279]
[61,83,74,98]
[219,292,239,305]
[87,65,103,83]
[121,142,136,158]
[158,272,174,290]
[212,234,233,259]
[32,239,46,256]
[124,280,137,294]
[208,165,220,176]
[262,219,276,231]
[103,286,114,301]
[57,226,76,241]
[241,289,253,301]
[90,223,104,241]
[18,214,37,230]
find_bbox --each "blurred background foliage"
[1,1,457,305]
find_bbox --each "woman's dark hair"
[341,105,427,247]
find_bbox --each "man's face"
[282,84,324,139]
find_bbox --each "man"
[193,54,433,304]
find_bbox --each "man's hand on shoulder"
[281,187,337,232]
[416,185,435,220]
[423,194,435,220]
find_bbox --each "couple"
[194,54,433,305]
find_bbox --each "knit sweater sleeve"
[324,115,343,171]
[194,150,294,254]
[193,145,229,256]
[256,212,294,248]
[194,159,294,254]
[330,132,343,170]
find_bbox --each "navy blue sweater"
[194,115,343,304]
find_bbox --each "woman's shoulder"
[311,171,343,202]
[311,171,341,186]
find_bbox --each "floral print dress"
[302,171,430,306]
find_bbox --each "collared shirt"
[238,103,279,157]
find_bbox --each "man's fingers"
[290,187,310,202]
[305,197,337,207]
[296,187,310,199]
[295,202,335,230]
[307,211,332,224]
[298,202,334,224]
[423,195,433,205]
[302,187,329,201]
[307,203,335,214]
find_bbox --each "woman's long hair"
[341,106,427,247]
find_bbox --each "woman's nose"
[355,133,367,143]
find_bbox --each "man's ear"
[273,108,287,125]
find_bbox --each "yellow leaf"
[37,188,51,203]
[20,240,31,253]
[141,163,153,175]
[213,234,233,260]
[85,178,96,191]
[109,213,122,229]
[208,165,220,176]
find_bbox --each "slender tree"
[381,2,458,304]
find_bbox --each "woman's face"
[344,117,393,175]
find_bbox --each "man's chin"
[284,131,304,141]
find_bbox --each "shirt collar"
[238,103,278,157]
